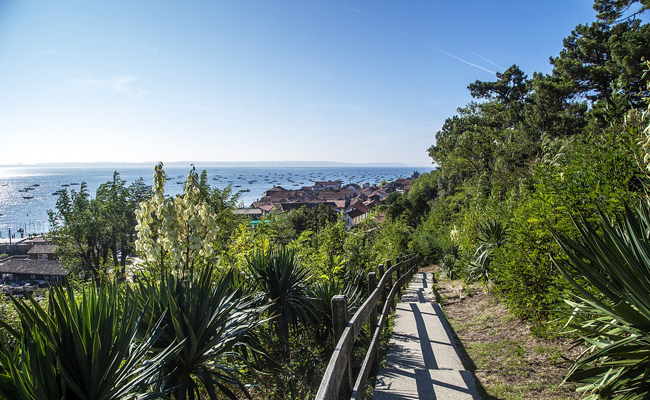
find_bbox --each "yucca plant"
[467,220,508,287]
[439,244,461,280]
[553,203,650,399]
[133,266,265,400]
[309,279,363,339]
[476,219,509,248]
[245,246,316,361]
[0,282,175,400]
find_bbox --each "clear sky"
[0,1,599,167]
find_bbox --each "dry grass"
[435,275,582,400]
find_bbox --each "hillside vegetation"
[1,1,650,399]
[385,1,650,398]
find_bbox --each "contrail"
[342,4,496,75]
[342,5,369,17]
[470,51,504,70]
[421,41,496,75]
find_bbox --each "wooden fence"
[315,254,422,400]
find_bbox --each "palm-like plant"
[133,266,264,400]
[0,283,175,400]
[467,219,508,286]
[309,279,363,339]
[439,244,461,279]
[476,219,509,248]
[553,203,650,399]
[245,247,315,361]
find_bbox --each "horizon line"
[0,160,434,168]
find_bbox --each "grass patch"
[470,340,527,372]
[435,276,581,400]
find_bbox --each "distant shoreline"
[0,160,431,168]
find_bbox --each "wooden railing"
[315,254,422,400]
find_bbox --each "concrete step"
[374,368,479,400]
[373,272,481,400]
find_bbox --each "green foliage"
[439,244,462,280]
[0,283,175,400]
[309,279,363,339]
[285,204,339,237]
[95,172,146,277]
[220,223,271,272]
[551,17,650,108]
[417,3,650,335]
[133,266,263,400]
[489,126,643,329]
[594,0,650,24]
[0,295,18,348]
[406,170,439,221]
[412,195,455,261]
[553,202,650,399]
[48,173,150,280]
[466,220,508,287]
[343,215,380,273]
[245,247,315,361]
[372,218,414,262]
[475,219,509,249]
[196,169,244,253]
[383,191,402,206]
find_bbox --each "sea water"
[0,164,428,237]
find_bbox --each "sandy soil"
[433,272,583,400]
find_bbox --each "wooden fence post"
[368,272,380,373]
[332,295,352,400]
[378,264,385,307]
[397,259,403,293]
[368,272,378,331]
[386,260,393,310]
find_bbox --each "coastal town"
[238,177,414,227]
[0,176,414,293]
[0,235,65,295]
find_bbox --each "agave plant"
[245,246,316,361]
[133,266,264,400]
[553,203,650,399]
[0,282,175,400]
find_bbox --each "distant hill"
[0,160,419,168]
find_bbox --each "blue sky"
[0,1,599,166]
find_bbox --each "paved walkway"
[373,272,481,400]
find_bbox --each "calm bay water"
[0,164,427,237]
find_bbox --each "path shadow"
[431,285,502,400]
[411,303,438,369]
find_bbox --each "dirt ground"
[430,270,583,400]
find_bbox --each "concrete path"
[373,272,481,400]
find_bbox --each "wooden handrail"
[315,254,421,400]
